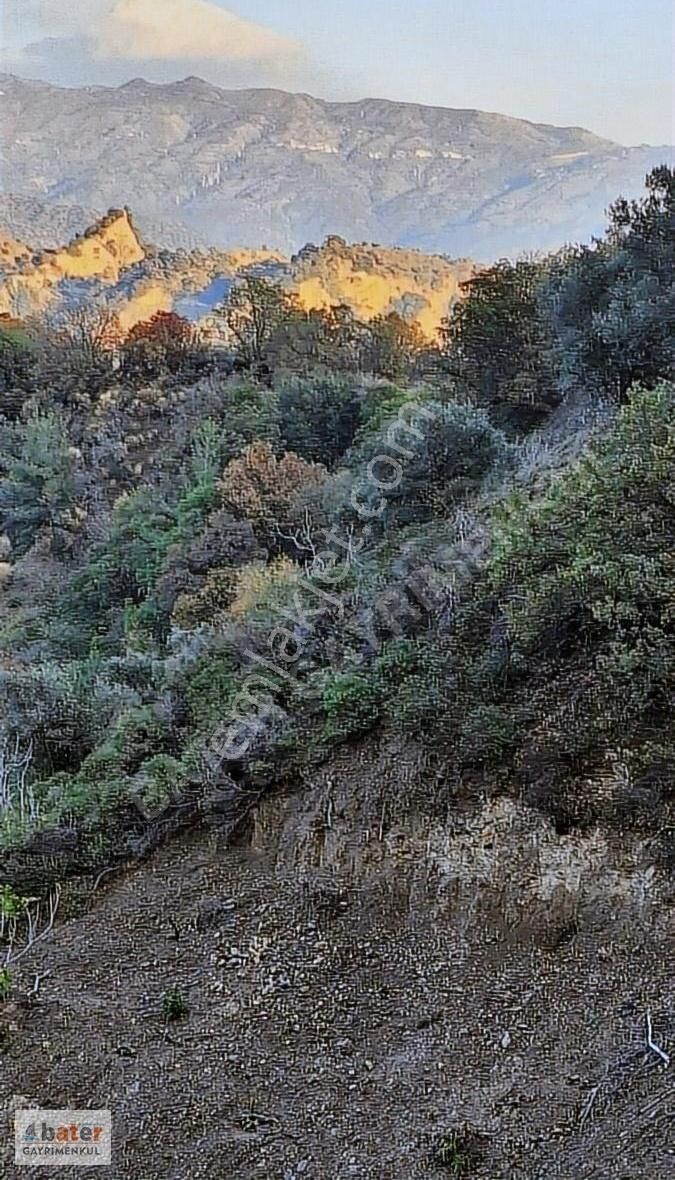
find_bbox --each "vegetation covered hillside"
[0,166,672,913]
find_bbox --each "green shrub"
[458,704,516,765]
[320,670,382,742]
[184,650,239,731]
[0,884,24,923]
[0,967,12,1002]
[162,984,189,1021]
[372,638,420,686]
[0,409,81,554]
[277,374,362,465]
[133,755,189,812]
[383,638,453,733]
[59,478,219,655]
[352,401,512,527]
[489,383,675,683]
[356,382,424,442]
[432,1129,477,1176]
[106,706,171,769]
[211,379,282,459]
[36,706,174,828]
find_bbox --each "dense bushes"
[351,401,512,527]
[489,383,675,755]
[0,169,673,861]
[544,167,674,399]
[490,384,674,653]
[277,375,362,465]
[440,258,559,431]
[440,166,674,418]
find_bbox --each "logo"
[15,1110,111,1167]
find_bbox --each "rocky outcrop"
[0,208,145,317]
[290,237,475,335]
[0,214,473,336]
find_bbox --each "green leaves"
[0,410,80,555]
[320,670,382,742]
[0,966,12,1001]
[487,383,675,753]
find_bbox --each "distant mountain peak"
[159,76,230,98]
[118,77,154,91]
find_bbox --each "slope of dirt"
[1,749,673,1179]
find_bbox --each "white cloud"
[98,0,302,64]
[2,0,304,76]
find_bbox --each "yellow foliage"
[228,557,300,619]
[218,442,327,535]
[172,567,241,628]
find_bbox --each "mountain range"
[0,73,671,259]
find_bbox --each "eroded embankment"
[1,741,673,1179]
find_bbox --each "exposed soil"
[1,754,673,1180]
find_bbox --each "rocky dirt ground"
[1,769,673,1180]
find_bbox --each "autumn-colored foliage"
[126,311,196,349]
[218,441,327,547]
[122,311,198,377]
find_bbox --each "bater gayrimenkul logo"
[15,1109,112,1167]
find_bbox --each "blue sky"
[3,0,673,143]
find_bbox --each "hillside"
[290,239,475,337]
[0,215,474,337]
[0,209,145,318]
[0,169,673,1179]
[0,73,671,259]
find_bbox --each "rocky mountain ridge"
[0,211,475,336]
[0,208,144,318]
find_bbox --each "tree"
[218,441,327,549]
[28,307,120,405]
[0,410,82,555]
[122,311,198,378]
[59,306,122,364]
[268,303,367,374]
[217,277,303,376]
[440,258,558,430]
[363,312,427,380]
[544,166,675,399]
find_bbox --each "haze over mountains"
[0,73,671,259]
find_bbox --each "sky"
[2,0,673,145]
